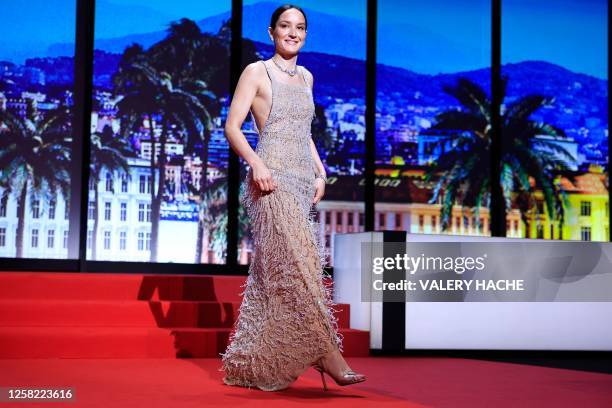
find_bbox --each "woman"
[220,4,366,392]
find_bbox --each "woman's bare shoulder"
[241,60,267,81]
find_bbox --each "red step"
[0,272,246,302]
[0,327,369,358]
[0,272,369,358]
[0,300,351,329]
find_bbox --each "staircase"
[0,272,369,358]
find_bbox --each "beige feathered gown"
[220,60,343,391]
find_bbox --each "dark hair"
[269,4,307,30]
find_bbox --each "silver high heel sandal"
[312,357,366,391]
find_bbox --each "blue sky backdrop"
[0,0,606,78]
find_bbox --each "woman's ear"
[268,27,274,42]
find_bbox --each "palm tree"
[113,18,262,263]
[153,18,262,263]
[88,124,132,260]
[200,175,228,263]
[113,39,211,262]
[196,172,251,264]
[0,100,71,257]
[426,77,576,235]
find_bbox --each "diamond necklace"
[271,57,298,77]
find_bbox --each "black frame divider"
[365,0,377,232]
[226,0,243,269]
[490,0,504,237]
[74,0,96,271]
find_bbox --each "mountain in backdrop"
[44,1,484,75]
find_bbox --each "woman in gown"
[220,4,366,392]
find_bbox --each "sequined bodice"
[253,60,316,184]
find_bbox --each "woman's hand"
[313,177,325,204]
[251,158,277,193]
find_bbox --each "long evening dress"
[220,59,343,391]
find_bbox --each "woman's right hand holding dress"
[250,157,278,193]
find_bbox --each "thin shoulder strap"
[261,60,275,83]
[299,66,310,88]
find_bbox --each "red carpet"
[1,357,611,407]
[1,272,611,406]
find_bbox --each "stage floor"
[1,356,611,407]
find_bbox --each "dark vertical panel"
[73,0,95,270]
[227,0,243,267]
[381,230,406,351]
[490,0,504,237]
[365,0,377,232]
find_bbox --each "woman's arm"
[224,63,276,192]
[224,63,262,167]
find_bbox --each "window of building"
[119,231,127,250]
[0,227,6,247]
[32,199,40,219]
[139,175,151,194]
[138,232,145,251]
[0,196,7,217]
[121,173,128,193]
[31,228,39,248]
[63,230,68,249]
[48,200,56,219]
[138,203,145,222]
[581,226,591,241]
[580,201,591,217]
[88,201,95,220]
[47,229,55,248]
[105,172,113,192]
[120,202,127,221]
[104,202,111,221]
[103,230,111,250]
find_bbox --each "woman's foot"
[312,349,366,390]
